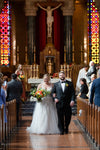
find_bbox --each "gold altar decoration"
[22,64,85,91]
[40,43,60,75]
[32,64,39,78]
[60,64,72,78]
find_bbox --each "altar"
[28,78,71,87]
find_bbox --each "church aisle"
[3,116,97,150]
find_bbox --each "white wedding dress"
[27,85,60,134]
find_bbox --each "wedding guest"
[2,75,8,97]
[78,78,88,99]
[88,74,96,99]
[6,73,23,124]
[96,63,100,78]
[86,61,96,84]
[0,78,7,123]
[15,64,26,101]
[90,76,100,106]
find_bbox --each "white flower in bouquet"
[30,96,37,102]
[30,88,51,102]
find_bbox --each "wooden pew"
[1,104,5,143]
[77,97,100,148]
[77,97,88,129]
[91,104,95,140]
[89,104,92,137]
[98,107,100,148]
[0,104,6,143]
[0,105,3,144]
[0,99,17,145]
[95,106,98,144]
[6,99,17,136]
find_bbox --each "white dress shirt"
[61,81,65,92]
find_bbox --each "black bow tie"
[61,81,66,83]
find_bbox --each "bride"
[27,74,60,134]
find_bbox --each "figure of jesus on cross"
[37,2,62,38]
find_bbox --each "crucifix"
[35,0,63,38]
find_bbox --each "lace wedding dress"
[27,85,60,134]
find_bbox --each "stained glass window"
[87,0,99,64]
[0,0,10,66]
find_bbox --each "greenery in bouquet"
[30,88,51,102]
[19,74,25,80]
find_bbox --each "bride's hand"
[53,93,56,97]
[55,98,59,103]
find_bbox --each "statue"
[46,57,54,74]
[37,3,62,37]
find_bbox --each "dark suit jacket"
[6,79,23,102]
[52,80,75,107]
[90,78,100,106]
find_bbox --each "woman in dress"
[27,74,60,134]
[2,75,8,97]
[78,78,88,99]
[15,64,26,101]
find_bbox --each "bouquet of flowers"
[30,88,51,102]
[19,74,25,80]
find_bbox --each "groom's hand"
[55,98,59,103]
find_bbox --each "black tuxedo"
[6,79,23,123]
[52,80,75,134]
[7,79,23,102]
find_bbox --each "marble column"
[25,0,37,65]
[64,16,72,64]
[27,16,36,65]
[62,0,74,64]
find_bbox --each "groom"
[52,71,75,134]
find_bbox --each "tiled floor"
[1,116,98,150]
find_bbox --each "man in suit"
[52,71,75,134]
[6,73,23,123]
[90,77,100,107]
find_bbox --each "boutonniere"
[65,83,69,87]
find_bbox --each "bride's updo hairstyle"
[43,74,50,82]
[17,64,22,70]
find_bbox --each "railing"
[77,97,100,148]
[0,99,17,146]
